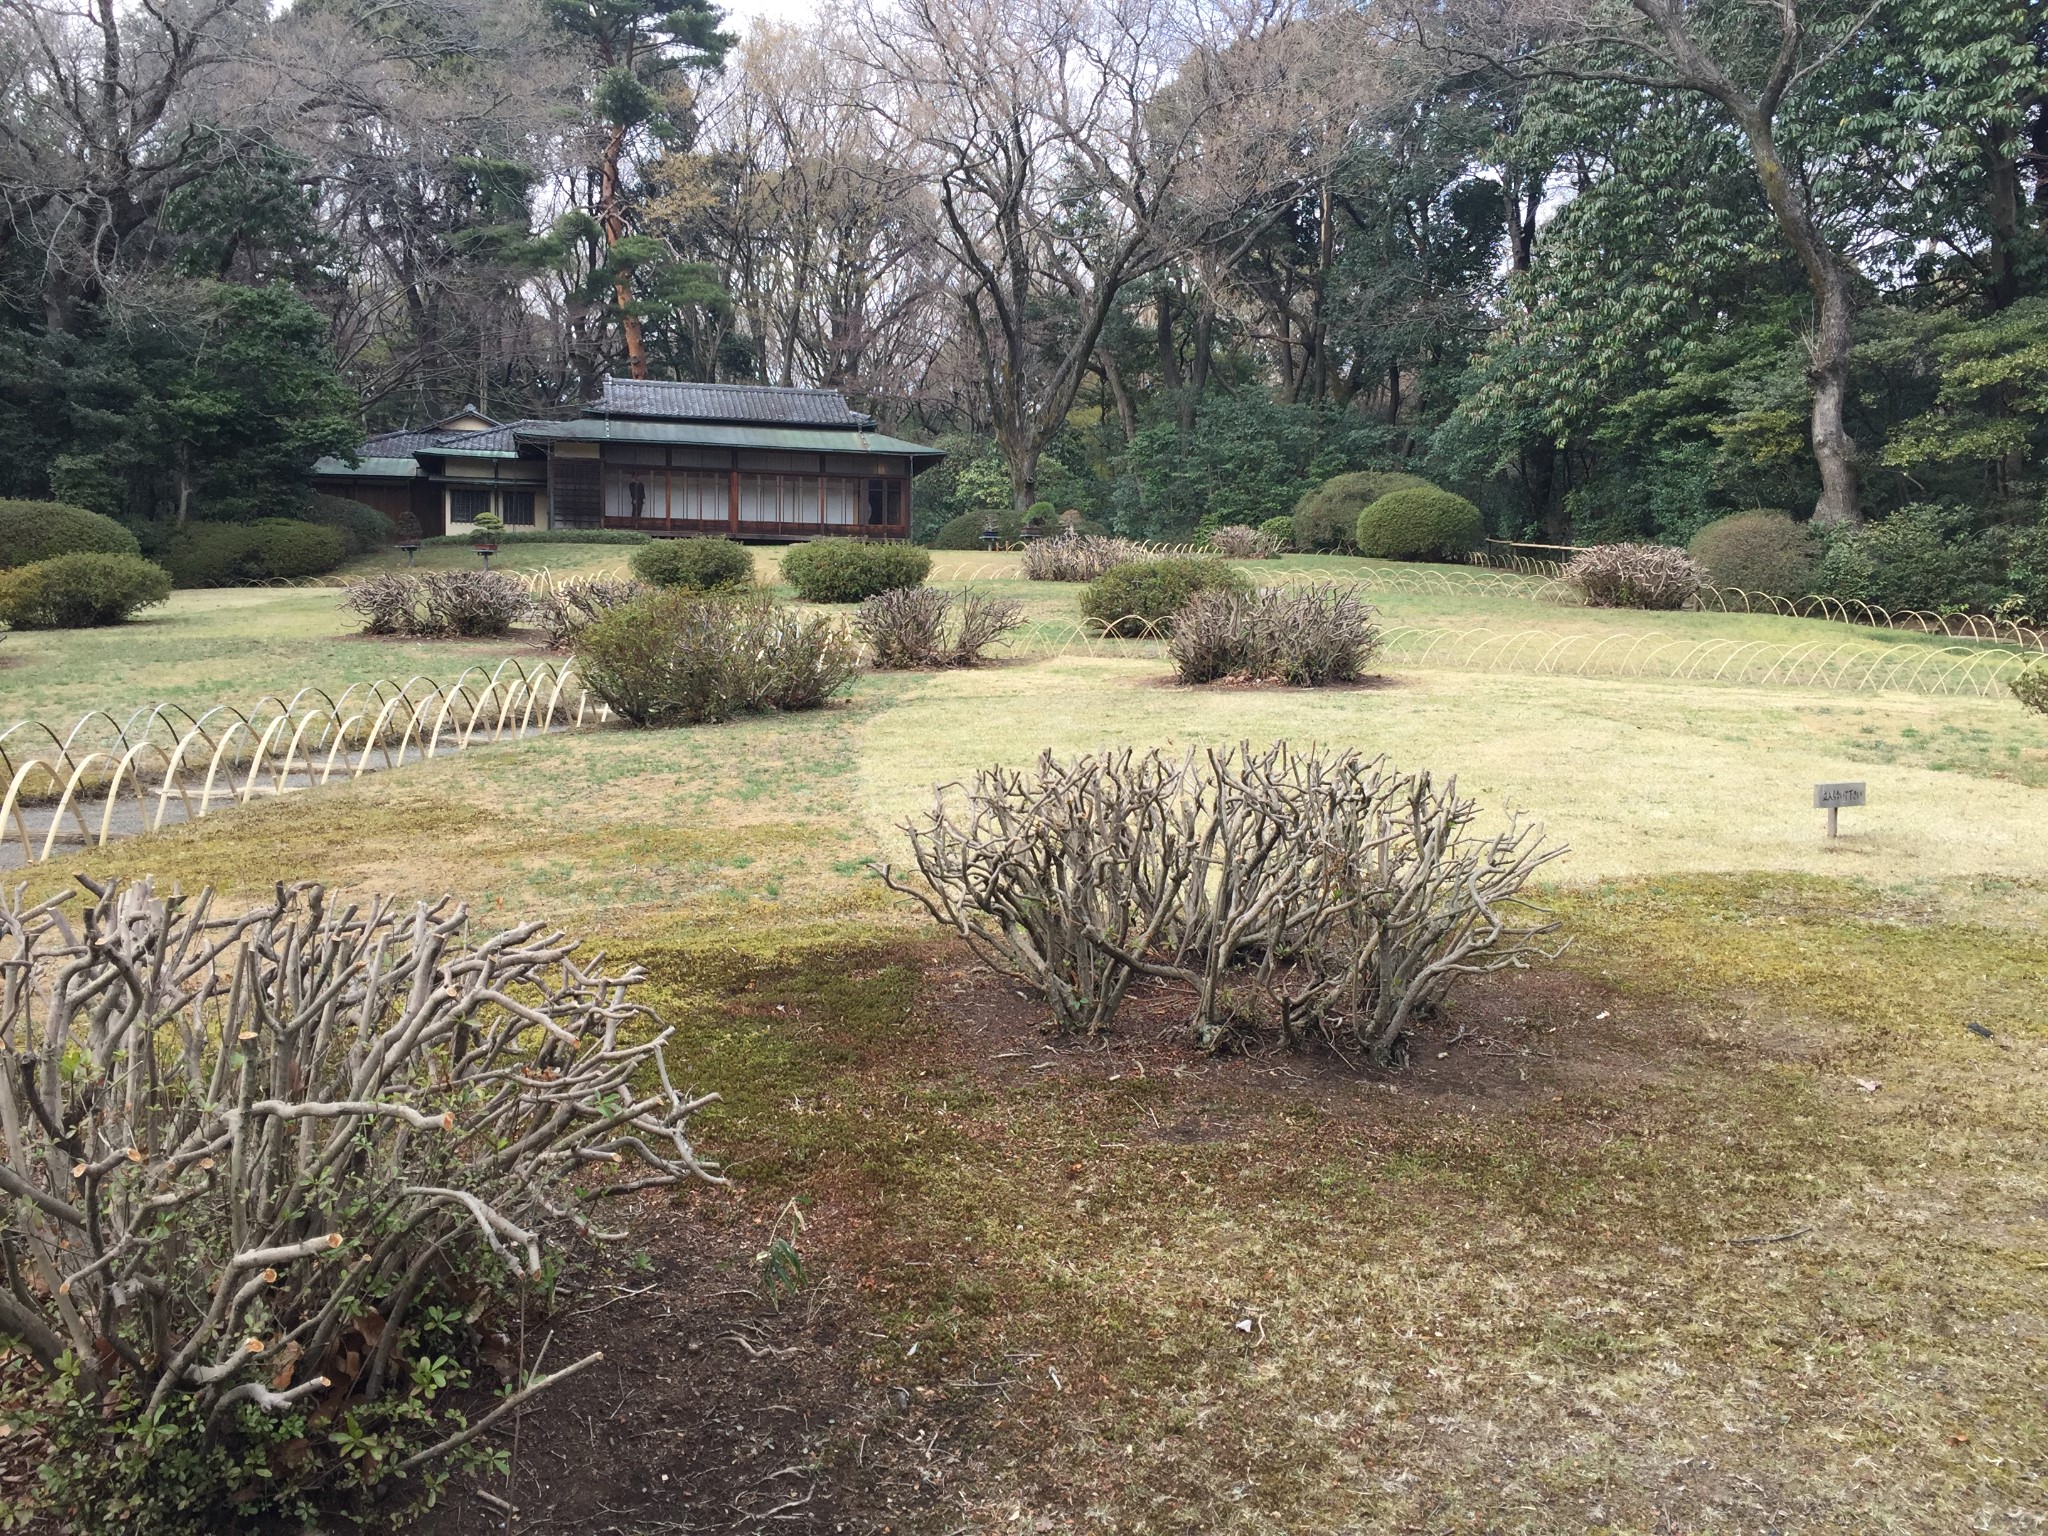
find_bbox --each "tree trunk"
[1738,114,1860,524]
[1183,292,1213,434]
[1985,125,2022,310]
[1097,350,1137,444]
[598,125,649,380]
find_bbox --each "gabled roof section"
[429,405,502,431]
[593,377,876,429]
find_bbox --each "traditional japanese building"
[311,379,942,541]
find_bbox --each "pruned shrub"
[856,586,1024,667]
[2013,661,2048,714]
[527,575,646,649]
[1292,471,1435,553]
[0,552,172,628]
[1564,542,1704,609]
[1169,583,1382,685]
[0,498,141,567]
[881,744,1564,1056]
[162,519,347,586]
[1688,510,1821,595]
[632,536,755,591]
[1206,524,1281,559]
[1808,503,2004,614]
[306,493,397,555]
[1023,531,1145,582]
[781,539,931,603]
[342,570,529,638]
[1354,487,1484,562]
[573,590,860,725]
[931,509,1018,549]
[0,877,719,1531]
[1260,515,1295,551]
[1079,556,1250,637]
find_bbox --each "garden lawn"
[8,549,2046,1533]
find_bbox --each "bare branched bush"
[343,571,531,638]
[527,576,646,650]
[1205,524,1280,559]
[1564,543,1704,610]
[881,744,1565,1060]
[1022,532,1146,582]
[1169,583,1382,685]
[0,877,717,1436]
[855,587,1024,667]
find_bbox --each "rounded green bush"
[1291,471,1436,554]
[1687,511,1820,595]
[0,499,141,568]
[161,520,347,586]
[1354,487,1484,563]
[1259,516,1295,551]
[1078,556,1250,637]
[0,553,171,628]
[305,494,396,556]
[780,539,932,603]
[2013,660,2048,715]
[931,510,1021,550]
[632,536,756,592]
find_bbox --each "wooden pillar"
[728,460,739,535]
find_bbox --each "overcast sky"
[722,0,821,33]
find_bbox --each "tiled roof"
[514,418,944,464]
[356,422,544,457]
[594,378,874,428]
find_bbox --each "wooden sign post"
[1814,781,1866,838]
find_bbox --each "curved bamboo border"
[0,660,605,865]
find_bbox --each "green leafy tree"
[541,0,735,377]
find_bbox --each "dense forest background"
[4,0,2047,581]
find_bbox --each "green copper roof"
[311,455,421,478]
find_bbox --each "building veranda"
[313,378,944,541]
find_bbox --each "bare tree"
[845,0,1293,511]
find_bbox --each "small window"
[449,487,490,524]
[501,489,536,526]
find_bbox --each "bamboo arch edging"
[0,661,609,866]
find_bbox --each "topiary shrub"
[2013,660,2048,714]
[632,536,755,591]
[930,509,1021,549]
[0,499,141,568]
[1169,583,1382,686]
[1688,511,1821,595]
[1292,471,1436,553]
[1260,515,1295,551]
[1079,556,1249,637]
[1354,487,1485,562]
[1563,542,1704,609]
[573,590,860,725]
[0,552,172,628]
[305,493,396,555]
[780,539,931,603]
[162,520,347,586]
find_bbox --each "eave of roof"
[514,418,946,465]
[312,455,420,478]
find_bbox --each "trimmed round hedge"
[306,494,396,555]
[632,536,755,592]
[1687,511,1821,596]
[161,520,348,587]
[1259,515,1295,552]
[1354,487,1484,563]
[1079,556,1249,637]
[780,539,931,603]
[0,553,172,628]
[1291,471,1436,553]
[0,499,141,568]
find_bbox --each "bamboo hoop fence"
[0,659,603,866]
[993,617,2035,698]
